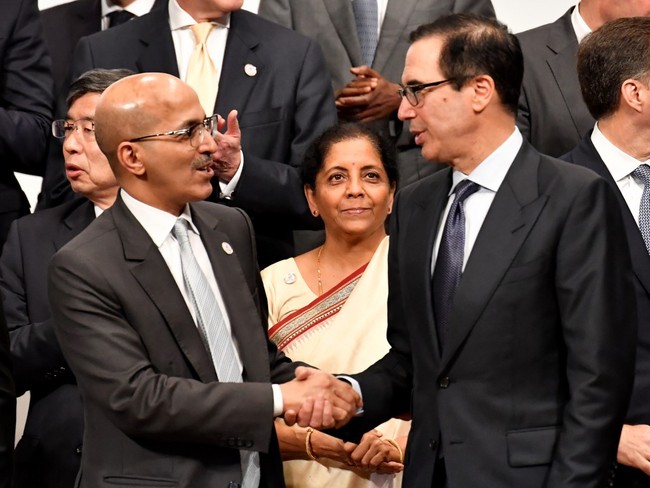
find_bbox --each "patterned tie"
[432,180,480,352]
[186,23,218,116]
[107,9,135,28]
[633,164,650,254]
[172,219,260,488]
[352,0,379,67]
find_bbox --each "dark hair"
[578,17,650,120]
[409,14,523,115]
[66,68,135,107]
[302,123,398,190]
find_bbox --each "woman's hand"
[345,430,404,474]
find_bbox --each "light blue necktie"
[352,0,379,67]
[633,165,650,255]
[173,219,260,488]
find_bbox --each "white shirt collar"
[168,0,231,31]
[571,2,592,44]
[591,123,645,182]
[451,128,523,194]
[102,0,156,18]
[120,189,199,247]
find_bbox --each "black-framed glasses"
[52,118,95,142]
[129,114,218,148]
[397,79,454,106]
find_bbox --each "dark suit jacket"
[350,141,637,487]
[562,133,650,488]
[0,301,15,488]
[69,8,336,266]
[48,196,300,488]
[516,7,595,158]
[37,0,166,211]
[259,0,496,188]
[0,198,96,488]
[0,0,53,246]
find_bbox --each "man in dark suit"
[48,72,359,488]
[69,0,337,267]
[1,69,131,488]
[259,0,496,188]
[0,301,15,488]
[325,14,638,487]
[0,0,53,248]
[562,17,650,487]
[516,0,650,158]
[37,0,166,210]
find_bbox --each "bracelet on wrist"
[384,438,404,464]
[305,427,318,460]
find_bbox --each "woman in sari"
[261,123,409,488]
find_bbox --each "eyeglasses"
[397,79,454,106]
[52,118,95,142]
[129,114,218,148]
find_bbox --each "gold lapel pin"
[222,242,234,255]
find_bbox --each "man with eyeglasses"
[0,68,131,488]
[326,14,638,488]
[47,72,360,488]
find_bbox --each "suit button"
[245,441,253,448]
[75,445,82,455]
[439,377,451,388]
[429,439,437,450]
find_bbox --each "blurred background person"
[262,123,409,488]
[259,0,496,188]
[0,300,15,488]
[0,0,53,248]
[0,69,129,488]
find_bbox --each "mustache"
[191,156,215,170]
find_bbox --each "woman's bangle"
[384,438,404,463]
[305,427,318,460]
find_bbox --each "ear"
[387,184,396,214]
[469,74,496,113]
[117,142,146,176]
[304,185,319,217]
[621,78,645,114]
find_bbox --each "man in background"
[516,0,650,157]
[259,0,496,187]
[1,68,130,488]
[562,17,650,487]
[0,301,15,488]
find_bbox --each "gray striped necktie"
[633,164,650,254]
[352,0,379,67]
[172,219,260,488]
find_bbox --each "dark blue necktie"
[352,0,379,67]
[633,164,650,255]
[432,180,480,352]
[107,9,135,28]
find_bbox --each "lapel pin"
[244,64,257,77]
[222,242,234,255]
[284,273,297,285]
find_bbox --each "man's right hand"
[617,424,650,475]
[280,366,362,430]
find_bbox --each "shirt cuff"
[271,383,284,417]
[337,375,364,416]
[218,150,244,199]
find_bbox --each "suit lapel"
[191,205,271,382]
[545,10,592,137]
[571,135,650,297]
[406,171,452,359]
[373,0,418,72]
[214,11,263,117]
[112,197,217,382]
[134,9,179,76]
[440,144,549,370]
[323,0,361,66]
[53,200,96,251]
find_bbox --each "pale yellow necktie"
[186,23,218,116]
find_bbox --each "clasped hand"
[280,366,362,429]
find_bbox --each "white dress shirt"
[101,0,156,30]
[168,0,243,198]
[431,128,523,275]
[120,189,283,414]
[591,123,649,225]
[571,2,592,43]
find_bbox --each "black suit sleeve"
[0,221,68,395]
[0,0,53,176]
[0,300,15,488]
